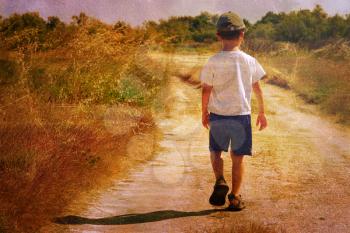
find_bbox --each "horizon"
[1,0,350,25]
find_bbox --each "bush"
[248,23,276,40]
[0,59,19,85]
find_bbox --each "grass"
[0,18,169,233]
[22,48,165,105]
[258,44,350,124]
[0,101,161,232]
[0,59,19,85]
[265,75,290,89]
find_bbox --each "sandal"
[209,177,229,206]
[226,193,246,211]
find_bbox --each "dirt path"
[47,54,350,233]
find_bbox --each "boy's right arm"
[200,60,214,129]
[202,84,213,129]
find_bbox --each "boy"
[200,12,267,211]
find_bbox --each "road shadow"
[53,209,225,225]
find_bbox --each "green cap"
[216,11,246,32]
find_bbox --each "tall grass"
[1,19,166,105]
[0,16,168,232]
[256,40,350,124]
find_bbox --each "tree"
[72,12,88,26]
[190,12,216,42]
[271,5,331,43]
[113,21,132,34]
[157,16,192,43]
[243,19,252,30]
[46,16,64,30]
[258,11,285,25]
[325,14,348,38]
[311,5,328,40]
[275,12,309,42]
[142,20,160,41]
[313,4,327,20]
[143,20,158,33]
[154,12,218,44]
[249,23,276,40]
[0,12,46,36]
[345,14,350,39]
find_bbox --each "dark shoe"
[226,193,246,211]
[209,177,229,206]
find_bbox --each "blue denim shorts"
[209,113,252,156]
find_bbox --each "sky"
[0,0,349,25]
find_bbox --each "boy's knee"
[211,151,222,158]
[230,152,244,161]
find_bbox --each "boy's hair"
[217,29,244,40]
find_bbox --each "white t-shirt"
[200,50,266,116]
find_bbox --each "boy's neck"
[222,40,241,52]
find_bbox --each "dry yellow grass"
[0,98,160,232]
[259,45,350,124]
[0,16,169,233]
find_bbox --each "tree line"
[0,12,147,51]
[249,5,350,44]
[1,5,349,50]
[146,5,350,46]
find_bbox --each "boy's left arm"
[252,79,268,131]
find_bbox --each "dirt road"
[48,54,350,233]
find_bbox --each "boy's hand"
[256,113,267,131]
[202,112,210,129]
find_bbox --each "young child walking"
[200,12,267,211]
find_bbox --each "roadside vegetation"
[0,12,168,232]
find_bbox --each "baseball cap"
[216,11,246,32]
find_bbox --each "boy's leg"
[230,151,244,196]
[209,151,229,206]
[210,151,224,180]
